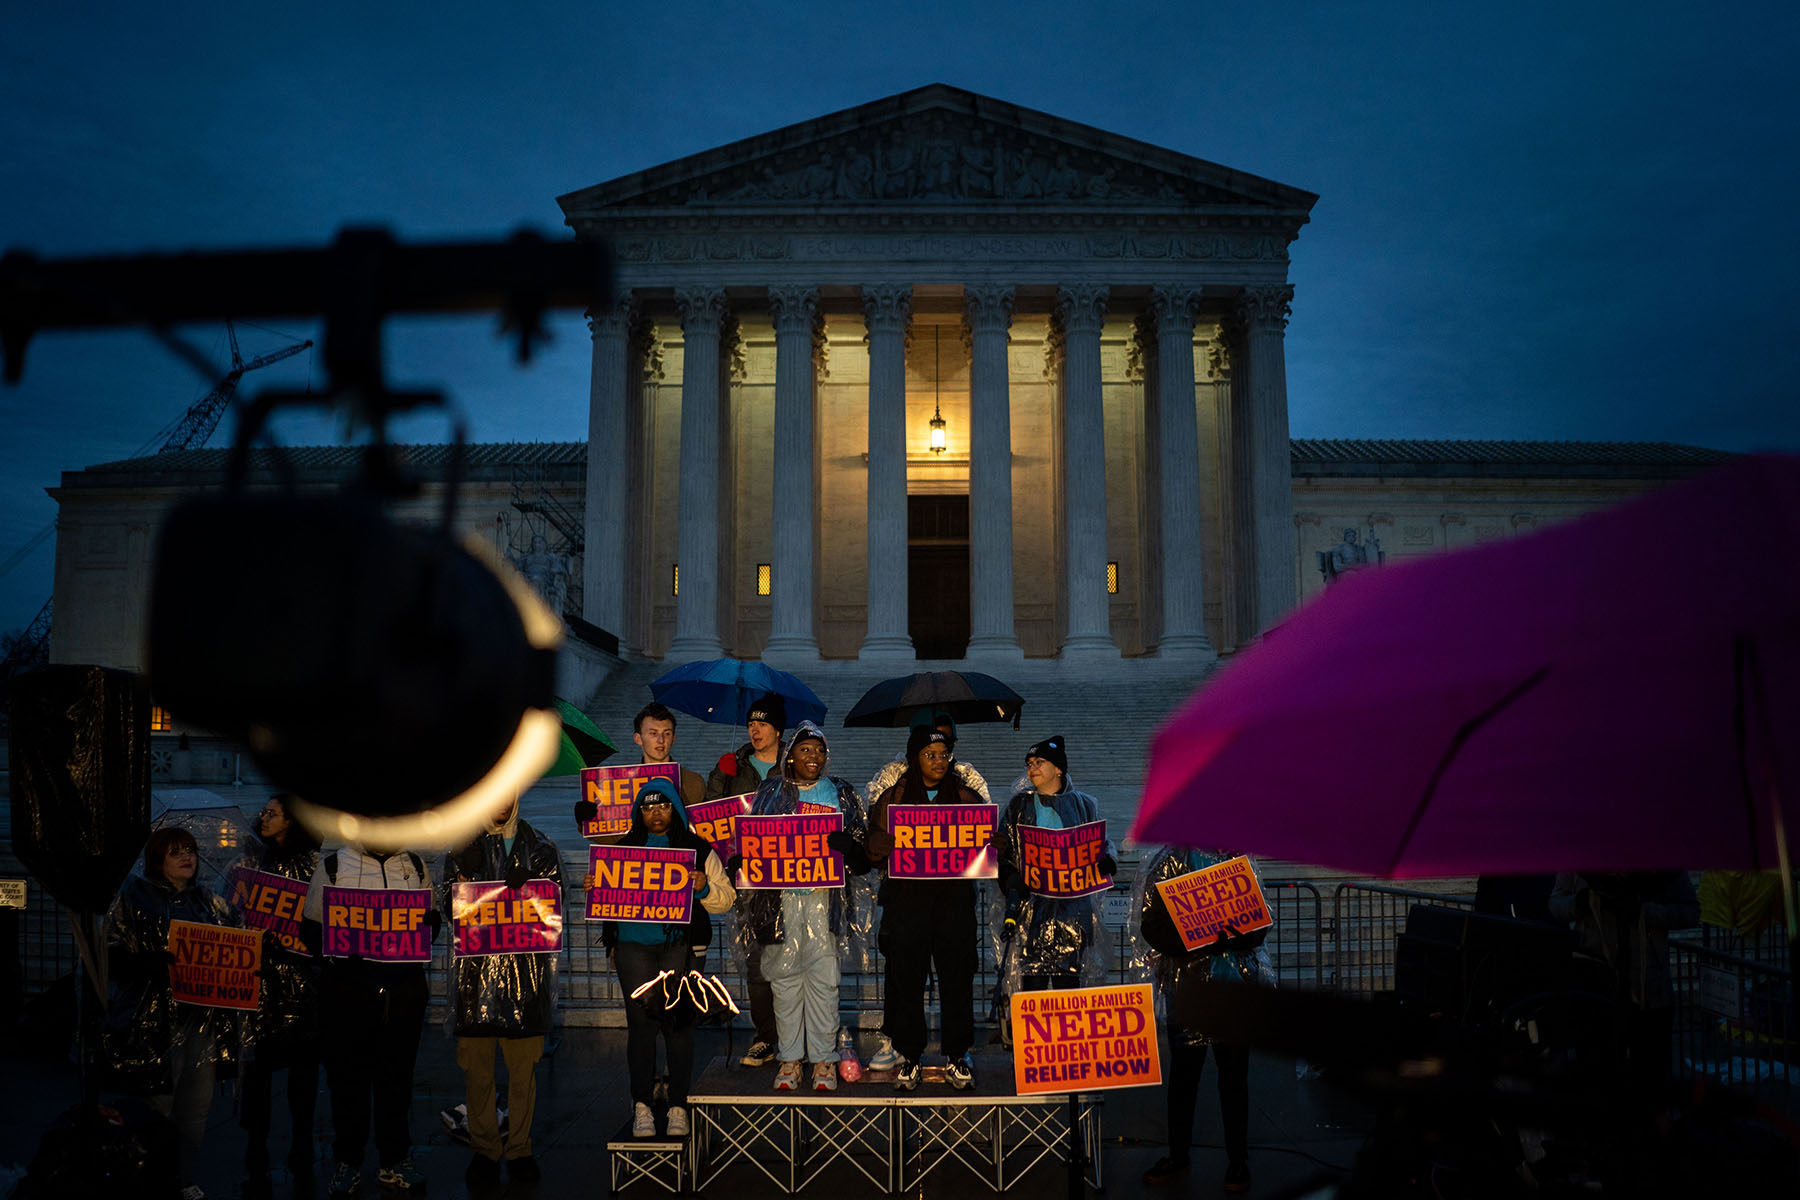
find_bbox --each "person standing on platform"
[302,838,437,1197]
[237,794,321,1195]
[1135,847,1274,1193]
[737,722,872,1092]
[703,693,788,1067]
[442,793,563,1187]
[604,776,736,1139]
[632,702,706,809]
[865,726,986,1091]
[995,736,1115,1004]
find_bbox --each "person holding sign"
[301,841,438,1197]
[996,736,1116,1006]
[603,776,736,1139]
[442,793,564,1187]
[865,726,989,1091]
[1134,848,1275,1193]
[233,794,322,1192]
[704,692,788,1068]
[736,721,872,1092]
[105,827,245,1200]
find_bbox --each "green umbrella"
[545,699,616,777]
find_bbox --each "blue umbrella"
[649,658,827,727]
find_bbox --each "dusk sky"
[3,2,1795,635]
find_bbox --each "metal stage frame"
[686,1055,1104,1194]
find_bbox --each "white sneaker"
[812,1061,839,1092]
[632,1101,655,1138]
[773,1060,803,1091]
[867,1033,901,1071]
[666,1106,689,1137]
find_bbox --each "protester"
[995,736,1115,1014]
[632,702,706,808]
[302,838,437,1197]
[1135,846,1274,1193]
[236,794,321,1194]
[865,726,987,1090]
[703,693,788,1067]
[442,793,563,1186]
[104,827,244,1200]
[737,721,872,1092]
[604,776,736,1138]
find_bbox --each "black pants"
[1166,1027,1249,1167]
[615,942,694,1107]
[240,1041,320,1169]
[883,881,977,1062]
[744,940,777,1045]
[320,964,428,1169]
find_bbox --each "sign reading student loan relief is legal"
[578,762,680,841]
[167,919,263,1011]
[1012,984,1160,1094]
[322,887,435,962]
[451,880,564,957]
[1153,856,1273,951]
[687,793,754,862]
[586,845,695,923]
[886,803,998,880]
[735,813,845,890]
[1016,820,1112,899]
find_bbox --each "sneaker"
[774,1060,803,1091]
[741,1039,775,1067]
[665,1106,689,1137]
[1223,1159,1252,1192]
[811,1061,839,1092]
[1142,1155,1190,1186]
[867,1033,902,1071]
[893,1058,921,1091]
[329,1163,360,1198]
[505,1156,541,1183]
[464,1154,501,1188]
[180,1187,206,1200]
[632,1101,655,1138]
[945,1052,975,1090]
[377,1159,425,1193]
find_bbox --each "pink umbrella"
[1134,454,1800,885]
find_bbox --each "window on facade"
[756,564,771,596]
[671,565,679,596]
[150,705,173,732]
[1106,562,1119,595]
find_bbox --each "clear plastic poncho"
[991,776,1116,995]
[440,817,564,1039]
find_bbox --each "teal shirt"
[797,779,839,810]
[750,755,776,781]
[617,831,683,946]
[1026,795,1065,831]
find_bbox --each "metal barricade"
[1670,937,1795,1091]
[1329,881,1472,992]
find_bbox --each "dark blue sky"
[3,2,1795,634]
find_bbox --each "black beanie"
[746,693,787,731]
[906,725,951,764]
[1026,735,1068,777]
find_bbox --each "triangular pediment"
[559,84,1316,216]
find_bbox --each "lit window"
[1106,562,1119,595]
[672,564,679,596]
[150,705,173,732]
[756,564,771,596]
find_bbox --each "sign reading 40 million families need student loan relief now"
[1153,856,1273,952]
[1011,983,1161,1095]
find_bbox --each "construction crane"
[158,320,312,453]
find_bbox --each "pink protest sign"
[1016,820,1113,899]
[887,803,998,880]
[736,812,844,890]
[687,793,754,861]
[450,880,564,957]
[586,844,695,923]
[321,886,434,962]
[227,865,312,954]
[578,762,681,841]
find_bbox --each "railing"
[1328,881,1473,992]
[1670,937,1795,1091]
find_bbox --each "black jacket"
[442,820,564,1038]
[237,836,320,1058]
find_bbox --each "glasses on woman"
[638,799,673,812]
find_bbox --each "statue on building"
[512,533,571,616]
[1317,527,1382,584]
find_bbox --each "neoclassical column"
[582,293,634,645]
[666,286,728,661]
[860,285,915,660]
[1149,286,1215,659]
[963,284,1023,659]
[1238,284,1298,634]
[762,285,821,661]
[1056,284,1118,658]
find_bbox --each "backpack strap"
[325,851,339,884]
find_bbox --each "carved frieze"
[606,229,1290,266]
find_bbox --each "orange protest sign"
[167,919,262,1011]
[1153,855,1273,952]
[1011,983,1161,1095]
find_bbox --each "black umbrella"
[842,671,1025,730]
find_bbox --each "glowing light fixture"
[929,327,947,453]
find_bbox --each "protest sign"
[1011,984,1161,1095]
[1153,856,1273,951]
[687,793,754,861]
[578,762,681,841]
[451,879,564,957]
[227,865,311,954]
[1016,820,1112,899]
[322,886,434,962]
[167,919,262,1011]
[735,812,844,890]
[586,844,695,922]
[886,803,997,880]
